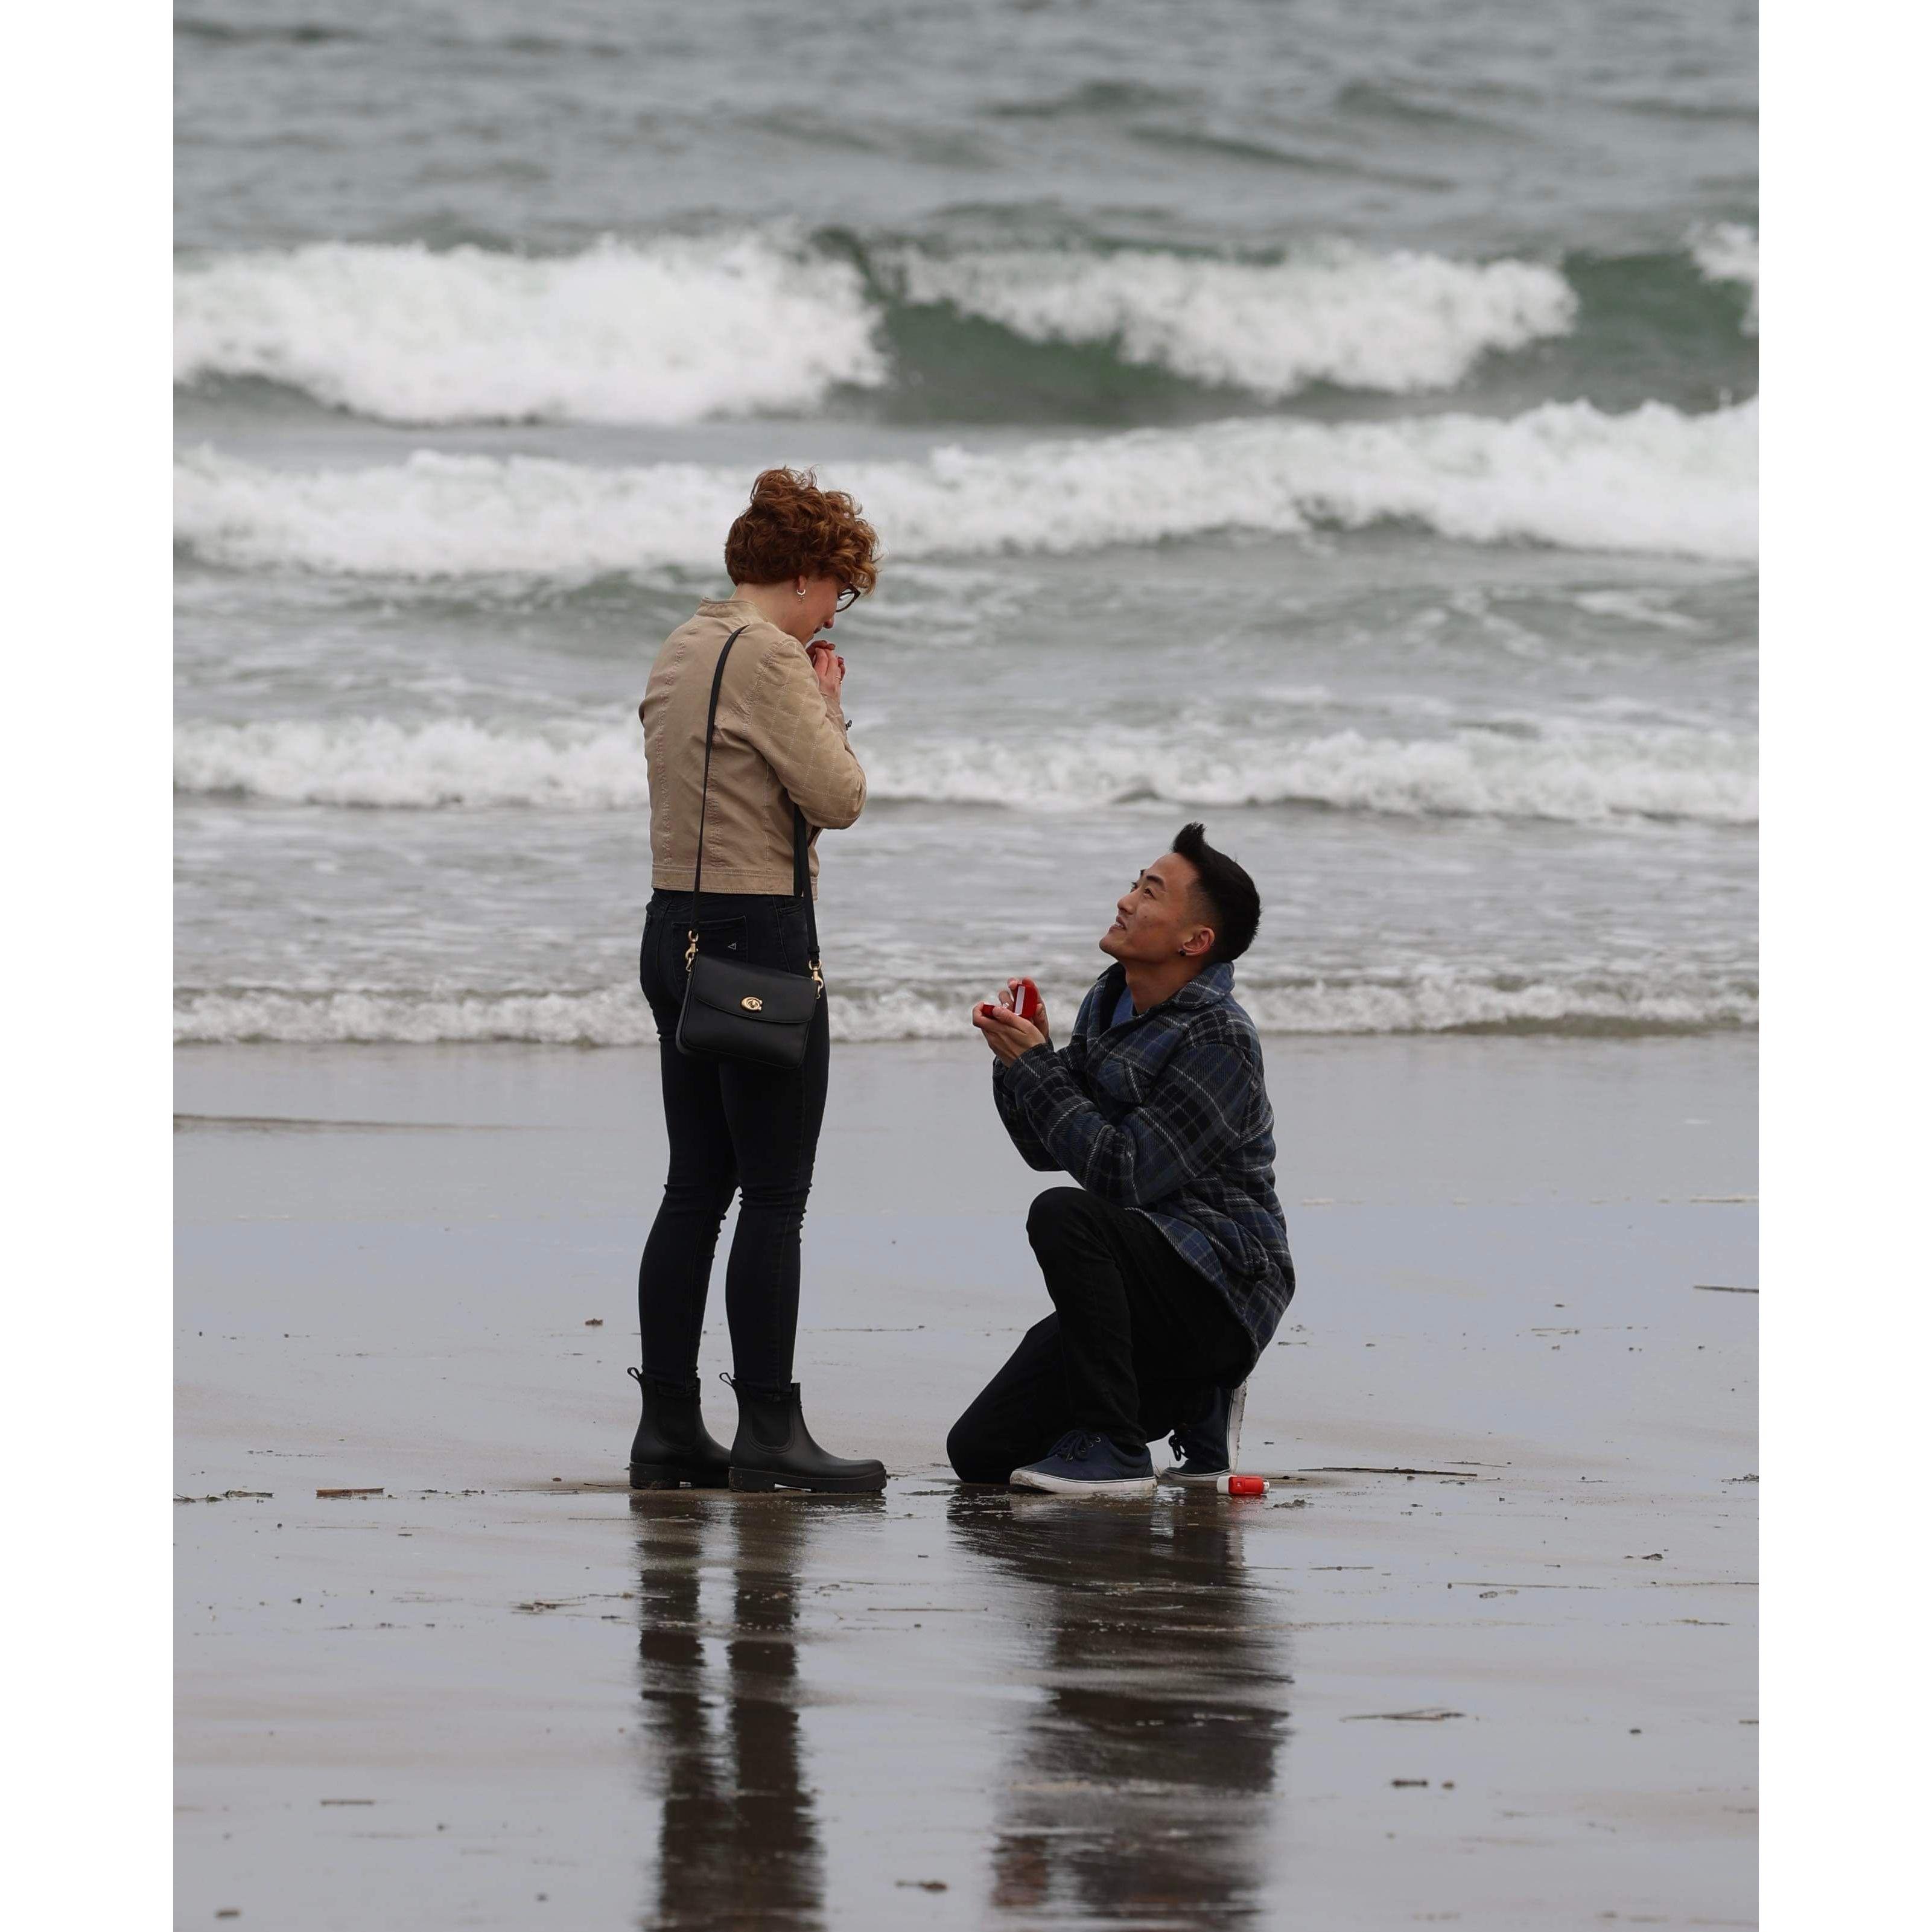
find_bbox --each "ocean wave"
[882,242,1576,396]
[174,396,1758,573]
[174,234,1741,426]
[174,714,1756,824]
[173,974,1757,1046]
[174,716,653,810]
[1688,223,1758,332]
[174,235,888,424]
[865,724,1757,824]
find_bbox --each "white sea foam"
[175,986,661,1048]
[891,243,1577,395]
[1231,977,1757,1038]
[174,716,653,810]
[174,237,1574,421]
[864,723,1758,824]
[174,236,888,423]
[175,397,1758,574]
[173,974,1757,1046]
[174,714,1756,824]
[1688,223,1758,333]
[1571,588,1712,634]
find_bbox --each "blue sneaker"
[1160,1382,1247,1487]
[1010,1429,1157,1497]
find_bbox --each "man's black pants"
[946,1186,1254,1482]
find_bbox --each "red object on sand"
[1218,1473,1267,1496]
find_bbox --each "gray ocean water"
[174,0,1758,1044]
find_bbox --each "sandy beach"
[176,1033,1756,1929]
[163,4,1767,1921]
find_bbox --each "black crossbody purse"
[675,626,825,1070]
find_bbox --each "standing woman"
[629,468,886,1494]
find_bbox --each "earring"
[795,586,807,599]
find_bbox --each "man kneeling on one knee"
[950,823,1295,1498]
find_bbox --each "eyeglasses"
[834,585,861,611]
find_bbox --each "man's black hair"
[1171,822,1260,965]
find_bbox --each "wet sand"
[176,1035,1756,1929]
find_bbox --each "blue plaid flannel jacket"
[991,959,1294,1362]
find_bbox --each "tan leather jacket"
[641,597,866,897]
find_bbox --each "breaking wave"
[174,235,888,424]
[882,241,1576,396]
[175,716,650,811]
[174,396,1758,572]
[173,973,1757,1045]
[863,723,1756,824]
[1688,223,1758,333]
[174,713,1756,824]
[174,234,1588,421]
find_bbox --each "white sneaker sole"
[1157,1381,1248,1487]
[1009,1467,1157,1497]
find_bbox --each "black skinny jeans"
[947,1186,1254,1481]
[637,891,830,1388]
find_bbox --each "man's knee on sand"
[946,1312,1067,1484]
[945,1415,1006,1486]
[1026,1184,1102,1256]
[947,1390,1034,1484]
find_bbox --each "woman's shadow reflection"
[948,1492,1292,1925]
[630,1496,869,1930]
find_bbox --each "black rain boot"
[628,1367,732,1490]
[725,1376,888,1495]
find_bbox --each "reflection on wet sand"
[949,1493,1292,1928]
[628,1490,1288,1930]
[630,1496,868,1931]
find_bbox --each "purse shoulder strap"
[793,800,822,987]
[687,625,745,926]
[687,624,824,991]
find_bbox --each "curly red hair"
[724,467,880,595]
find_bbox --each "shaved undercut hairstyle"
[1171,822,1261,965]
